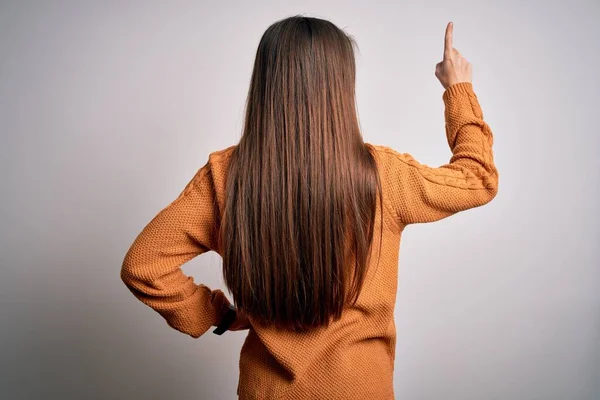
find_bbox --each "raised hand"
[435,22,472,89]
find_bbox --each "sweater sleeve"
[120,158,234,338]
[382,82,498,225]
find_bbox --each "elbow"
[466,169,498,209]
[120,252,137,288]
[487,170,499,201]
[484,186,498,207]
[120,256,147,298]
[120,250,155,297]
[490,181,499,201]
[120,262,130,285]
[479,174,499,206]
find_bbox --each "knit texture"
[121,81,498,399]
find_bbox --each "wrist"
[443,81,474,99]
[213,303,237,335]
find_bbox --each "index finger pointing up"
[444,22,453,58]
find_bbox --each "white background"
[1,1,598,399]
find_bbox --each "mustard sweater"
[121,81,498,399]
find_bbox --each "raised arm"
[380,22,498,225]
[381,81,498,225]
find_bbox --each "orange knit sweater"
[121,81,498,399]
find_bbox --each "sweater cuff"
[442,82,474,101]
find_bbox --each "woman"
[121,15,498,399]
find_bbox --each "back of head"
[220,15,383,332]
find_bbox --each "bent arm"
[120,161,235,338]
[386,82,498,225]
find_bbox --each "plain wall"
[1,1,598,399]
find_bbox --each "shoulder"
[205,144,236,175]
[178,145,236,198]
[364,142,418,168]
[205,144,237,181]
[209,144,237,161]
[193,144,238,210]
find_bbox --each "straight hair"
[219,15,383,332]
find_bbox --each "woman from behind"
[121,16,498,399]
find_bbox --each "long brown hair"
[220,15,383,332]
